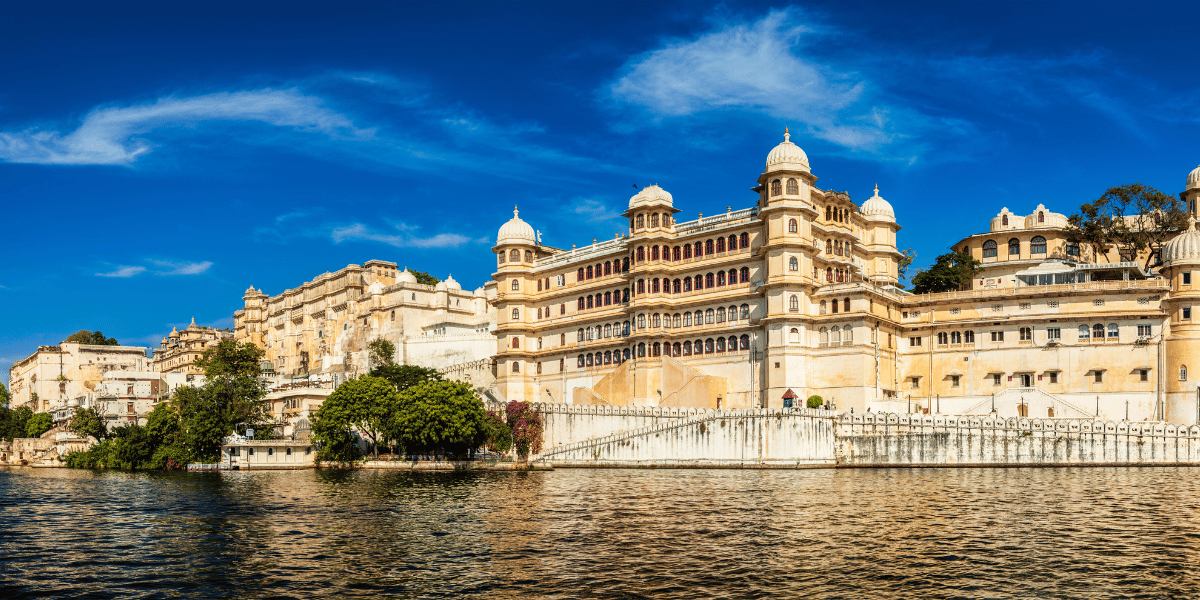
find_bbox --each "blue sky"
[2,1,1199,381]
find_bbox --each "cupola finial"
[1190,215,1197,231]
[513,205,519,218]
[874,183,879,196]
[783,126,790,143]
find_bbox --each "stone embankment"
[531,403,1200,468]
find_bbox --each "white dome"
[368,281,385,296]
[497,206,536,245]
[1024,204,1068,229]
[396,268,417,284]
[443,274,462,290]
[861,185,895,223]
[629,184,673,209]
[765,128,810,173]
[1188,164,1200,191]
[1163,217,1200,266]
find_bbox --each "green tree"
[1066,183,1187,270]
[898,248,916,287]
[193,339,266,378]
[145,402,188,470]
[806,395,824,409]
[394,380,488,457]
[483,411,512,453]
[505,401,543,459]
[316,376,400,459]
[311,386,362,462]
[368,339,397,368]
[911,251,983,294]
[410,270,440,286]
[0,406,33,440]
[25,412,53,438]
[172,376,270,462]
[64,330,119,345]
[68,407,108,441]
[109,424,155,469]
[369,364,442,392]
[0,382,9,408]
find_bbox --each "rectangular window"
[992,374,1002,386]
[1094,371,1103,384]
[951,375,961,387]
[1138,324,1152,337]
[1047,327,1061,340]
[991,331,1004,342]
[1185,272,1192,285]
[909,337,922,347]
[1185,307,1193,320]
[1048,372,1058,384]
[910,377,920,389]
[1140,369,1149,382]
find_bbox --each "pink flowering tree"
[505,401,543,459]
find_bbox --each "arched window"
[717,271,727,286]
[694,275,703,290]
[683,278,692,293]
[577,297,585,311]
[1093,323,1104,339]
[820,327,829,344]
[512,279,520,291]
[652,278,660,293]
[512,336,521,349]
[832,299,838,314]
[584,266,592,279]
[638,314,646,328]
[741,304,750,319]
[826,267,833,282]
[844,327,853,343]
[694,241,703,257]
[1038,211,1045,223]
[771,179,782,195]
[604,324,612,338]
[716,337,726,352]
[637,279,645,294]
[586,327,594,340]
[789,257,798,271]
[825,206,832,221]
[951,331,961,344]
[740,335,749,350]
[604,351,612,365]
[511,308,520,320]
[604,262,612,276]
[652,313,661,328]
[578,355,585,367]
[683,341,692,355]
[694,339,704,355]
[789,295,799,312]
[705,239,714,255]
[1107,323,1119,338]
[636,247,645,262]
[674,313,682,328]
[650,246,659,261]
[673,279,682,294]
[844,298,850,312]
[586,296,594,309]
[1031,236,1047,254]
[510,249,520,262]
[740,232,749,248]
[705,309,715,324]
[651,342,660,357]
[728,235,737,250]
[716,307,726,323]
[586,354,594,367]
[938,332,948,345]
[623,321,631,335]
[788,218,798,234]
[826,239,833,254]
[694,310,703,324]
[982,240,998,258]
[577,267,585,281]
[836,269,844,283]
[636,214,644,228]
[786,178,798,194]
[740,267,750,283]
[637,343,646,357]
[683,312,692,327]
[1008,238,1020,256]
[512,362,520,373]
[727,305,738,322]
[525,250,533,262]
[820,300,827,314]
[604,291,612,305]
[705,273,715,288]
[716,237,726,253]
[537,280,542,292]
[787,327,799,343]
[1182,365,1188,381]
[498,251,506,264]
[650,214,659,228]
[1002,214,1009,226]
[673,342,681,356]
[1078,324,1090,339]
[705,338,715,353]
[830,326,841,344]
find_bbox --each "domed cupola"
[396,268,418,284]
[442,274,462,291]
[861,184,896,223]
[496,206,537,246]
[1163,217,1200,267]
[628,184,674,210]
[765,127,810,173]
[1187,164,1200,191]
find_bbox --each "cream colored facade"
[8,343,150,415]
[152,318,234,374]
[491,134,1200,425]
[234,260,497,389]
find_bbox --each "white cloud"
[608,10,937,159]
[331,223,476,249]
[96,265,147,278]
[569,197,623,223]
[148,260,213,275]
[0,88,370,165]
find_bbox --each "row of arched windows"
[577,289,630,311]
[535,304,566,319]
[577,321,632,342]
[575,334,755,368]
[981,236,1047,258]
[579,349,631,368]
[817,326,853,345]
[633,212,673,230]
[770,178,800,196]
[820,267,851,283]
[577,259,628,282]
[825,205,849,223]
[498,249,534,264]
[634,234,751,263]
[818,297,852,315]
[632,305,753,330]
[1078,323,1120,339]
[634,268,752,295]
[936,331,977,345]
[825,239,852,256]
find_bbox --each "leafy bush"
[25,413,52,438]
[483,411,512,453]
[806,395,823,409]
[506,401,543,459]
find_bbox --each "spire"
[874,183,879,196]
[783,126,790,143]
[1190,216,1197,231]
[190,317,196,326]
[513,205,519,218]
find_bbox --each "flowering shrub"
[505,401,543,459]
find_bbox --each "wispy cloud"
[568,197,624,224]
[148,259,213,275]
[331,223,478,249]
[0,88,371,165]
[96,265,147,278]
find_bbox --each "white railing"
[673,207,758,234]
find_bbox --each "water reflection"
[2,467,1200,598]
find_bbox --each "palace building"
[490,131,1200,424]
[151,318,234,375]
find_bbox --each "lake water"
[2,466,1199,599]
